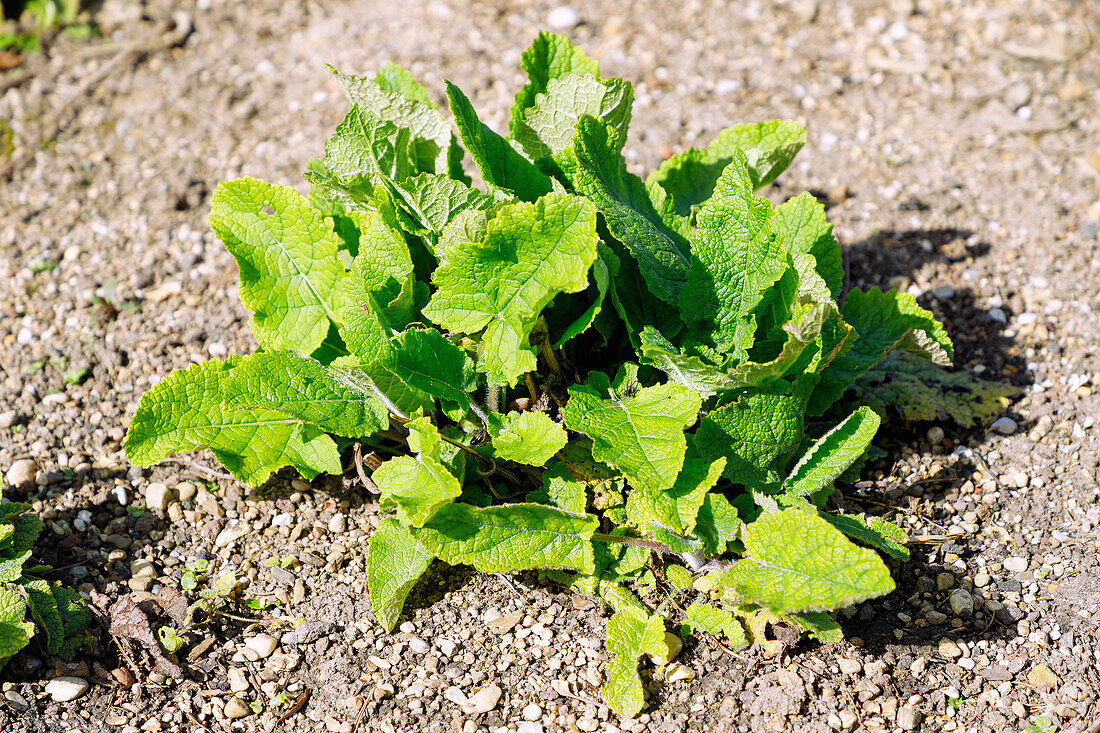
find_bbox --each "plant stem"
[534,316,562,378]
[486,384,500,413]
[591,533,674,554]
[524,373,540,402]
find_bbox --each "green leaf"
[683,602,749,650]
[514,72,633,164]
[209,178,347,354]
[316,104,412,185]
[529,460,588,515]
[383,172,495,256]
[367,518,435,631]
[694,374,816,487]
[783,407,880,500]
[809,287,953,415]
[570,116,691,305]
[509,31,600,138]
[445,80,553,201]
[372,417,462,527]
[124,356,342,486]
[50,585,89,638]
[693,492,742,555]
[0,587,34,669]
[562,369,701,492]
[721,509,895,612]
[328,63,453,176]
[626,436,725,534]
[638,327,738,399]
[649,120,806,217]
[822,513,910,561]
[679,150,789,359]
[602,607,669,718]
[423,193,599,385]
[789,610,843,643]
[338,204,419,341]
[491,411,568,466]
[23,578,63,654]
[549,240,615,348]
[773,192,843,299]
[412,503,598,573]
[664,565,693,591]
[849,350,1017,428]
[228,351,390,439]
[0,551,30,583]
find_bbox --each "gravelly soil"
[2,1,1099,732]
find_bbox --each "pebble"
[664,632,682,661]
[176,482,197,501]
[407,637,430,654]
[45,676,90,702]
[517,724,544,733]
[1003,557,1028,573]
[112,486,129,505]
[938,639,962,658]
[0,410,21,429]
[2,690,29,712]
[897,706,922,730]
[990,416,1018,435]
[987,307,1007,324]
[228,668,249,693]
[224,696,251,719]
[280,621,330,646]
[522,702,543,721]
[973,571,991,588]
[1026,664,1060,689]
[461,685,502,714]
[215,521,248,547]
[144,482,175,513]
[5,458,38,488]
[666,662,695,682]
[926,426,945,444]
[546,6,580,31]
[244,634,278,659]
[838,658,862,675]
[328,513,346,534]
[936,572,955,591]
[948,589,974,617]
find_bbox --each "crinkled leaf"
[50,585,89,638]
[445,80,553,201]
[549,241,615,348]
[683,602,749,649]
[339,204,419,340]
[124,357,342,486]
[424,193,599,385]
[9,511,41,554]
[0,551,30,583]
[328,64,453,176]
[412,503,597,573]
[514,72,633,164]
[693,492,742,556]
[851,350,1017,428]
[626,436,725,534]
[210,178,347,354]
[23,579,64,654]
[529,461,588,515]
[491,411,568,466]
[602,607,669,718]
[722,509,895,612]
[638,326,738,399]
[372,417,461,527]
[773,192,843,299]
[563,369,701,492]
[789,610,843,643]
[570,116,691,305]
[383,172,495,256]
[367,518,435,631]
[809,288,953,415]
[783,407,880,501]
[509,31,600,138]
[0,587,34,669]
[695,374,816,487]
[679,150,789,359]
[648,120,806,217]
[822,513,910,561]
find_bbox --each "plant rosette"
[123,32,1014,717]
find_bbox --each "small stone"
[224,696,251,719]
[1003,557,1028,573]
[664,632,683,661]
[328,513,346,534]
[546,6,580,31]
[176,482,197,501]
[973,572,991,588]
[665,662,695,682]
[5,459,38,488]
[522,702,543,721]
[948,589,974,617]
[228,668,249,693]
[214,520,248,547]
[0,410,21,429]
[143,483,175,513]
[3,691,29,712]
[938,638,962,658]
[45,676,90,702]
[407,637,430,654]
[931,285,955,300]
[244,634,278,659]
[990,417,1018,435]
[1026,664,1060,689]
[444,686,467,705]
[925,610,947,624]
[897,705,922,730]
[281,621,330,645]
[926,426,945,444]
[486,610,523,634]
[461,684,502,714]
[112,486,129,505]
[838,657,863,675]
[518,724,544,733]
[936,572,955,591]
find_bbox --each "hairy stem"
[486,384,500,413]
[591,533,674,554]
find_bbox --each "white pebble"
[546,6,580,31]
[990,416,1018,435]
[112,486,129,505]
[45,677,89,702]
[244,634,278,659]
[1003,557,1028,573]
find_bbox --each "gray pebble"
[990,416,1018,435]
[948,588,974,617]
[5,458,38,488]
[897,705,922,730]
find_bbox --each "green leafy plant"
[1,485,92,669]
[123,33,1013,716]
